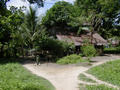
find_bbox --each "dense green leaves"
[0,5,24,57]
[81,45,96,60]
[75,0,120,38]
[20,6,40,49]
[75,0,120,18]
[57,54,88,64]
[42,1,78,33]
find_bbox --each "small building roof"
[56,32,107,46]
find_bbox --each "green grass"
[79,74,96,83]
[87,59,120,87]
[56,54,89,64]
[0,61,55,90]
[79,84,117,90]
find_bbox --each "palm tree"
[20,6,40,49]
[18,6,42,57]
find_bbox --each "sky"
[7,0,75,16]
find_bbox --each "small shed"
[56,32,107,46]
[56,32,108,54]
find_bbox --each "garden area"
[0,0,120,90]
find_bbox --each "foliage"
[74,0,120,38]
[42,1,78,33]
[36,36,75,58]
[61,41,75,55]
[88,59,120,86]
[79,74,96,83]
[0,5,44,58]
[0,62,55,90]
[75,0,120,17]
[27,0,44,6]
[0,0,11,16]
[79,84,117,90]
[56,54,88,64]
[81,45,96,59]
[0,6,23,57]
[41,38,65,57]
[20,6,40,49]
[104,46,120,54]
[34,29,49,51]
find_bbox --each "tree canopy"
[75,0,120,38]
[75,0,120,18]
[27,0,44,6]
[0,0,120,58]
[42,1,79,34]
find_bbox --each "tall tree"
[42,1,78,34]
[20,6,40,49]
[0,6,24,57]
[75,0,120,38]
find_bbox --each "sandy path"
[23,54,120,90]
[23,63,88,90]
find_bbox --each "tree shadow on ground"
[0,57,34,65]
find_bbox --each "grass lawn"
[79,74,96,83]
[87,59,120,87]
[56,54,89,64]
[79,84,117,90]
[0,59,55,90]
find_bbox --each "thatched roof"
[56,32,107,46]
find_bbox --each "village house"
[56,30,108,54]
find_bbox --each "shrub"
[104,46,120,54]
[117,46,120,51]
[61,41,75,55]
[44,39,75,57]
[36,36,75,58]
[56,54,88,64]
[81,45,96,60]
[44,38,65,57]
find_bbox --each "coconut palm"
[20,6,40,49]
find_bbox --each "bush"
[44,38,65,57]
[104,46,120,54]
[36,36,75,58]
[61,41,75,55]
[56,54,88,64]
[44,39,75,57]
[117,46,120,51]
[81,45,96,60]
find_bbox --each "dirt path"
[23,54,120,90]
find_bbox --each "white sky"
[7,0,75,16]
